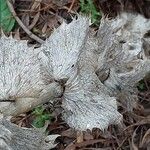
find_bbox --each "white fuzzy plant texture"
[0,13,149,131]
[39,16,122,130]
[0,35,42,99]
[0,115,60,150]
[40,13,150,130]
[0,35,43,114]
[96,13,150,110]
[97,13,150,92]
[39,16,89,81]
[0,35,62,116]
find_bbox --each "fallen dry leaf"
[140,128,150,148]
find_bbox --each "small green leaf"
[79,0,101,25]
[137,80,147,91]
[0,0,16,32]
[32,106,45,115]
[42,114,51,120]
[32,116,46,128]
[32,106,53,128]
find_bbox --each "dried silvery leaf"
[0,35,45,115]
[0,35,43,100]
[42,134,60,150]
[98,13,150,67]
[0,12,149,133]
[62,70,122,130]
[39,16,89,82]
[38,15,123,130]
[97,13,150,92]
[105,59,150,92]
[0,116,59,150]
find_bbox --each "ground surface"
[2,0,150,149]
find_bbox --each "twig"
[68,0,76,12]
[0,100,15,102]
[6,0,44,44]
[144,78,149,91]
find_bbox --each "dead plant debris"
[4,0,150,149]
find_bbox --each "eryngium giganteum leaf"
[0,35,43,100]
[97,13,150,92]
[62,70,122,130]
[39,16,89,82]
